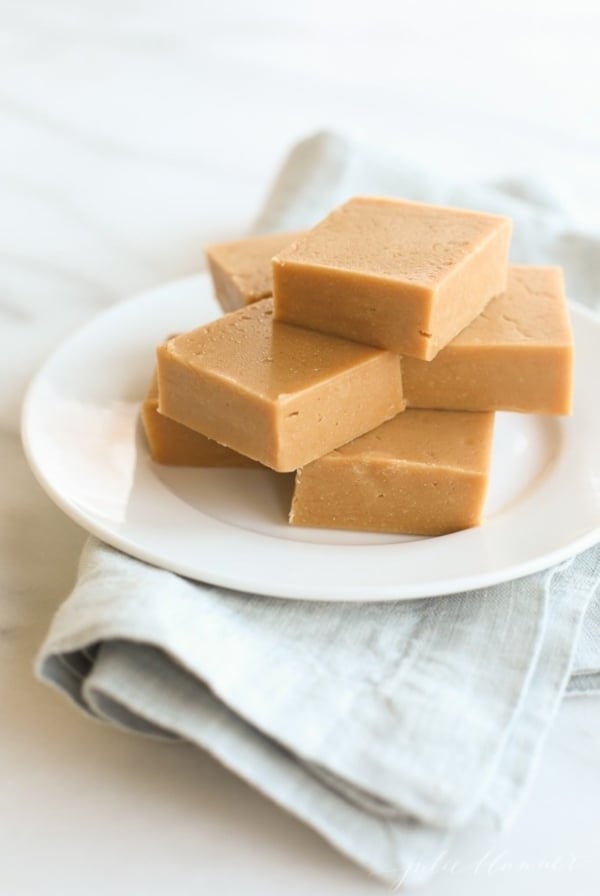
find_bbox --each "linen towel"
[37,131,600,886]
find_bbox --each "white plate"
[22,274,600,601]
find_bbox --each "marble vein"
[0,87,227,172]
[0,249,113,303]
[0,173,165,282]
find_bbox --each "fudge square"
[141,372,259,467]
[290,409,495,536]
[205,231,304,312]
[272,196,511,360]
[402,266,573,414]
[156,298,404,473]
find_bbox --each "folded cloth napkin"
[37,132,600,886]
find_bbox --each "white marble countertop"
[2,2,600,893]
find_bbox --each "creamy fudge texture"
[403,266,573,414]
[205,231,304,312]
[290,409,494,536]
[141,373,259,466]
[272,196,511,360]
[156,299,405,473]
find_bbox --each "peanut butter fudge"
[141,373,259,466]
[272,196,511,360]
[205,231,304,312]
[156,299,404,473]
[290,409,494,536]
[403,266,573,414]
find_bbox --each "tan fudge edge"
[403,266,573,414]
[290,409,495,536]
[156,299,405,473]
[205,231,305,312]
[272,197,511,360]
[141,372,259,467]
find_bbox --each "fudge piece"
[141,372,259,466]
[272,196,511,360]
[156,299,404,473]
[205,231,304,312]
[290,409,494,536]
[403,266,573,414]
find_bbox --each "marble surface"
[2,2,600,893]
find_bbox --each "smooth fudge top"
[164,298,395,401]
[330,408,494,475]
[448,265,571,347]
[273,196,510,287]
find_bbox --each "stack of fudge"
[143,197,573,536]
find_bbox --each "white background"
[1,1,600,893]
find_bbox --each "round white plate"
[22,274,600,601]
